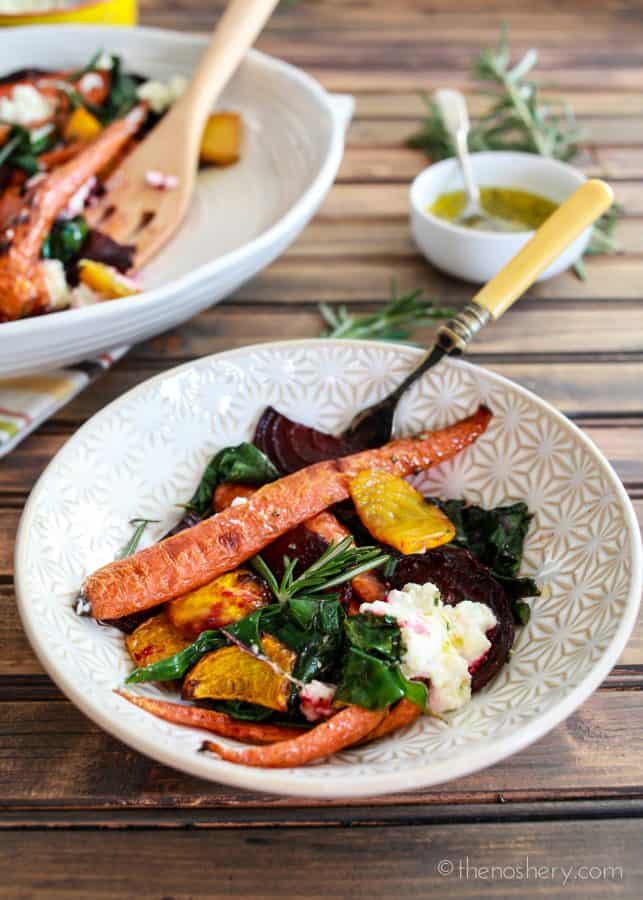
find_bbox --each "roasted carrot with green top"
[83,406,492,621]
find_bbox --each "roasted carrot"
[0,104,146,321]
[359,699,423,745]
[38,142,84,170]
[214,485,386,604]
[116,691,304,744]
[84,406,492,621]
[213,482,256,511]
[201,705,386,767]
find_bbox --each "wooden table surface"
[3,1,643,897]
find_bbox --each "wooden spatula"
[87,0,280,268]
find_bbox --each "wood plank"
[1,692,643,810]
[231,261,643,307]
[346,117,643,148]
[0,821,639,898]
[319,182,643,218]
[291,218,643,258]
[354,91,643,120]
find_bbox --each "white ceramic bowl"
[410,151,591,284]
[15,340,642,799]
[0,26,353,377]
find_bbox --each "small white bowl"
[409,151,591,283]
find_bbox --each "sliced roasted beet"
[254,407,355,474]
[80,228,135,273]
[260,523,353,609]
[389,545,515,692]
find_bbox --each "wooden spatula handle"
[472,179,614,319]
[180,0,280,129]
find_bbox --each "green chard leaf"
[430,497,540,624]
[42,216,89,265]
[94,55,139,125]
[344,613,402,663]
[125,629,227,683]
[185,442,280,519]
[335,648,427,711]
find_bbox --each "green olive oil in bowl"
[429,187,558,232]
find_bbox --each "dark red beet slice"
[260,523,353,609]
[254,407,355,474]
[389,546,515,692]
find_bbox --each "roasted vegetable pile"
[83,406,539,767]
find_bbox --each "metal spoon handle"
[434,88,480,209]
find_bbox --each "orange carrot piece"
[116,691,304,745]
[305,510,386,604]
[201,705,386,767]
[359,699,422,745]
[83,407,492,621]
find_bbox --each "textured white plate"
[0,27,352,376]
[15,341,642,798]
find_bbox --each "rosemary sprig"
[406,25,619,274]
[319,282,455,344]
[251,537,390,607]
[407,26,582,162]
[117,518,159,559]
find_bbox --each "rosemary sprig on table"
[406,26,619,275]
[251,537,390,607]
[319,282,455,343]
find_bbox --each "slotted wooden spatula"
[87,0,280,267]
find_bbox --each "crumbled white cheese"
[230,496,249,508]
[42,259,70,310]
[136,74,188,114]
[360,582,497,715]
[79,72,104,95]
[299,680,336,723]
[0,84,55,126]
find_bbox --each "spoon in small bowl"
[433,88,519,232]
[342,178,614,448]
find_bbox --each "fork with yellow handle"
[344,179,615,446]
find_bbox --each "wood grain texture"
[1,692,643,810]
[0,821,640,898]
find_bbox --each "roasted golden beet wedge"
[167,568,272,639]
[350,470,455,554]
[182,634,296,712]
[125,611,190,669]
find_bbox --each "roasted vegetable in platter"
[80,403,541,768]
[0,55,245,322]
